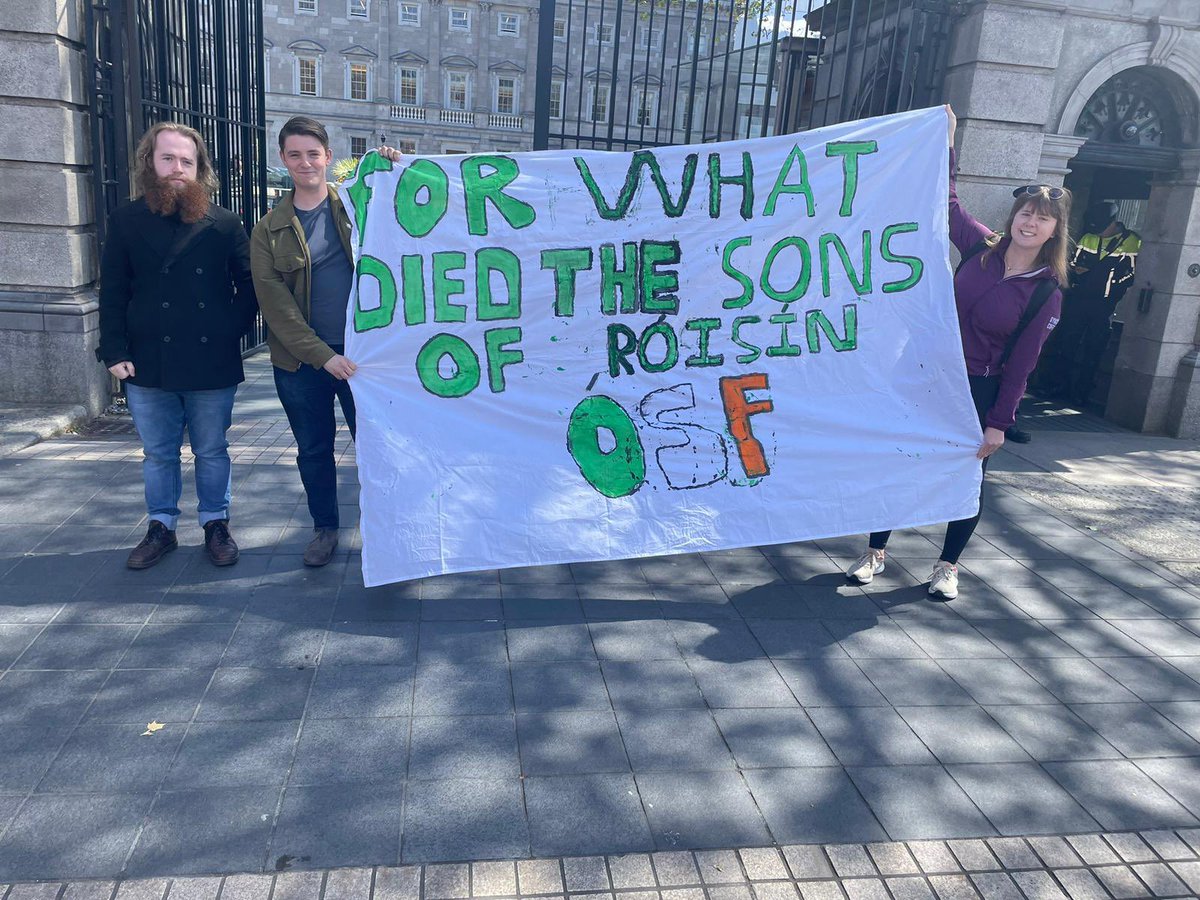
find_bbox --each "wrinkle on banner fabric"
[340,106,982,587]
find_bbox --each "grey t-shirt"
[295,197,354,346]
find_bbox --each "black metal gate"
[86,0,269,352]
[532,0,960,151]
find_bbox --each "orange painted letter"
[719,373,773,478]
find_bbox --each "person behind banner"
[845,106,1072,600]
[98,122,258,570]
[250,116,401,567]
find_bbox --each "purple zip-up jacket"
[949,151,1062,431]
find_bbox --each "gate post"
[532,0,556,149]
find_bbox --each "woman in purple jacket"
[846,106,1073,600]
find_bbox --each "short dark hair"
[278,115,329,151]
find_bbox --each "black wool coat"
[98,199,258,391]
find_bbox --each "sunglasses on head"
[1013,184,1066,201]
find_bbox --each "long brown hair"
[980,187,1073,284]
[132,122,220,198]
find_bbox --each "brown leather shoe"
[303,527,339,567]
[127,521,178,569]
[203,519,239,566]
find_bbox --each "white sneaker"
[846,549,886,584]
[928,562,959,600]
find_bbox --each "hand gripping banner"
[340,107,982,587]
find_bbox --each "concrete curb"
[0,403,91,459]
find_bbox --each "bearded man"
[98,122,257,569]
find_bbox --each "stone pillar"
[0,0,109,414]
[1109,149,1200,436]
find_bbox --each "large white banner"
[341,107,982,587]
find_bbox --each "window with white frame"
[588,83,609,122]
[296,0,317,13]
[553,17,566,39]
[636,28,661,50]
[398,1,420,24]
[397,66,421,106]
[633,88,657,126]
[297,57,319,96]
[591,22,613,43]
[495,76,516,114]
[677,92,695,130]
[397,138,417,154]
[348,62,369,100]
[685,27,709,57]
[549,79,564,119]
[497,12,519,35]
[348,0,368,16]
[446,71,469,109]
[350,136,368,157]
[448,7,470,30]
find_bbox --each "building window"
[549,79,563,119]
[553,18,566,39]
[636,28,661,50]
[592,22,613,44]
[497,12,519,35]
[348,63,369,100]
[447,71,469,109]
[678,92,695,130]
[296,0,317,13]
[449,7,470,30]
[495,76,516,114]
[685,28,709,57]
[297,57,318,96]
[588,83,608,122]
[633,88,657,126]
[397,66,420,106]
[348,0,368,16]
[350,136,368,157]
[398,138,418,154]
[398,1,420,24]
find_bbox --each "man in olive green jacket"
[250,116,363,567]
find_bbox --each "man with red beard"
[98,122,257,569]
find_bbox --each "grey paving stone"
[290,716,408,784]
[983,838,1039,870]
[1113,620,1200,657]
[0,793,152,880]
[195,667,314,722]
[822,619,927,660]
[906,842,960,875]
[331,586,420,623]
[324,868,374,900]
[944,840,999,873]
[165,877,220,900]
[927,874,980,900]
[853,660,975,707]
[648,851,699,887]
[769,659,888,708]
[1091,865,1149,899]
[1154,701,1200,745]
[781,846,834,880]
[666,620,767,663]
[423,864,470,900]
[713,708,838,769]
[5,884,64,900]
[969,620,1080,659]
[866,842,919,876]
[409,715,519,780]
[617,709,733,773]
[274,781,404,868]
[1044,760,1198,830]
[320,622,419,666]
[562,857,610,892]
[270,871,323,900]
[1130,862,1187,896]
[511,661,611,712]
[0,624,42,668]
[0,726,67,792]
[686,660,796,709]
[741,620,845,659]
[1142,828,1198,860]
[517,859,565,894]
[745,768,886,844]
[0,670,107,727]
[751,884,800,900]
[241,590,334,627]
[472,861,517,897]
[517,710,629,776]
[896,706,1031,764]
[587,621,681,662]
[885,877,936,900]
[400,778,530,863]
[607,852,656,888]
[1025,836,1083,868]
[793,884,838,900]
[841,879,890,900]
[849,766,995,840]
[220,623,326,668]
[1013,657,1140,703]
[374,866,421,900]
[890,619,1005,661]
[417,622,508,665]
[639,771,771,850]
[737,848,788,881]
[1104,831,1157,863]
[967,873,1022,900]
[84,668,213,724]
[115,880,168,900]
[1008,871,1068,900]
[824,845,874,878]
[117,624,236,669]
[982,704,1122,761]
[1048,868,1108,900]
[305,664,414,718]
[1135,757,1200,818]
[61,881,118,900]
[1064,834,1120,866]
[412,663,513,716]
[601,660,705,710]
[505,623,594,661]
[806,706,935,766]
[708,885,754,900]
[1068,702,1200,757]
[935,659,1058,706]
[946,763,1099,835]
[39,722,184,792]
[692,848,742,884]
[524,773,652,856]
[1173,861,1200,893]
[163,720,299,788]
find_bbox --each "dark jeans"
[274,348,356,529]
[868,375,1000,565]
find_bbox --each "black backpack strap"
[955,238,990,276]
[998,278,1057,371]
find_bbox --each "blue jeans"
[273,354,356,529]
[125,382,236,530]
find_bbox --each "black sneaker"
[1005,426,1032,444]
[127,521,178,569]
[203,519,239,566]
